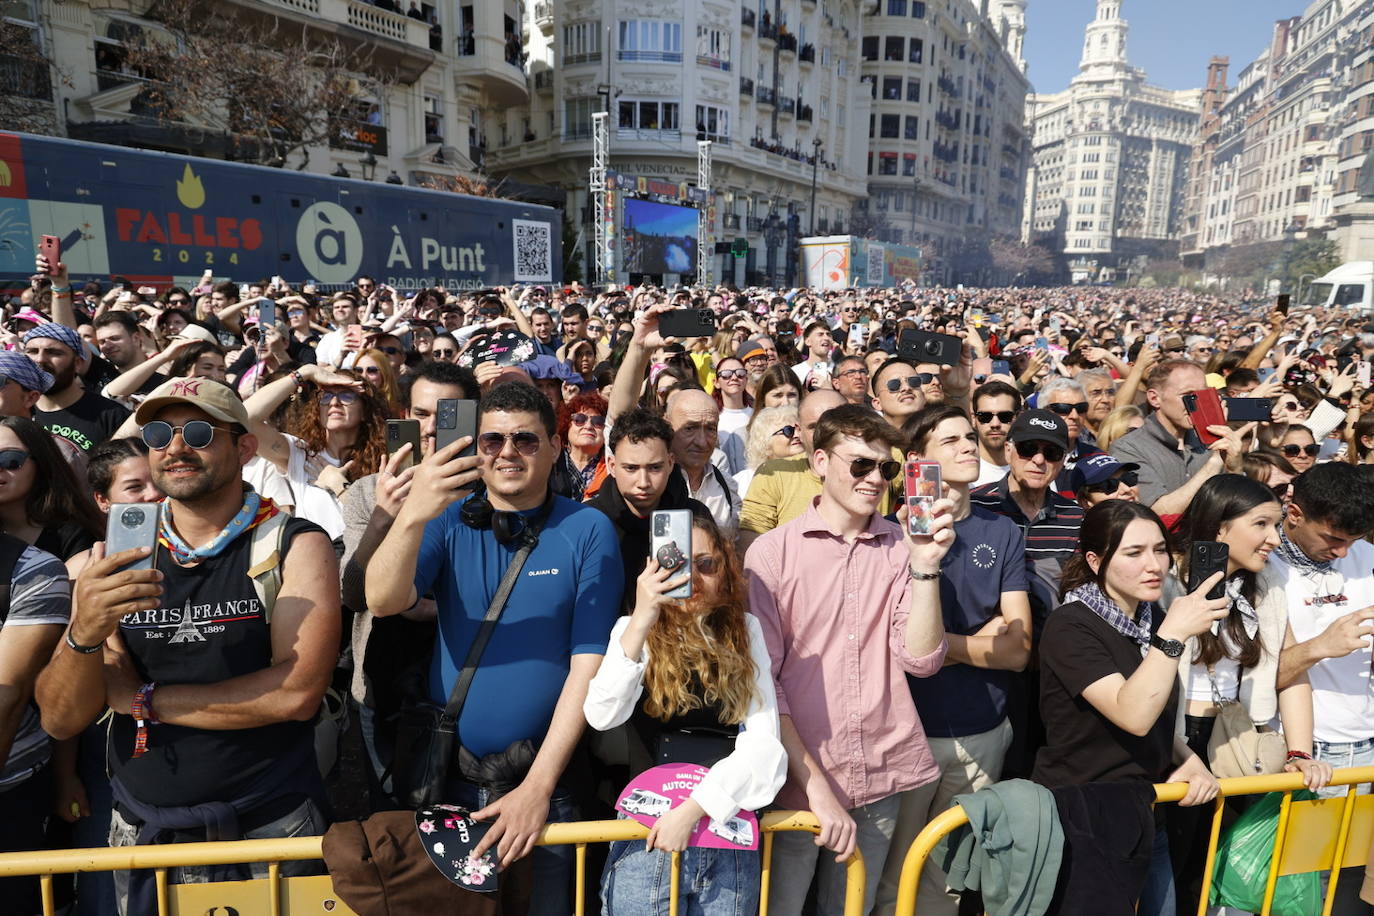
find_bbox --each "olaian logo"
[527,568,560,577]
[1028,416,1059,431]
[295,202,363,284]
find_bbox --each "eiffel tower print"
[168,599,206,644]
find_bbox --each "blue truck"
[0,131,561,290]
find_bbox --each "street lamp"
[809,138,822,235]
[361,151,378,181]
[910,176,921,246]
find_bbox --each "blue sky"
[1023,0,1300,93]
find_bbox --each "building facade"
[1027,0,1201,283]
[859,0,1030,285]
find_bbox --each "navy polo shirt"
[907,506,1029,738]
[414,493,623,756]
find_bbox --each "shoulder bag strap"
[440,495,556,723]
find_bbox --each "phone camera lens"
[121,507,146,529]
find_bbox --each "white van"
[1304,262,1374,312]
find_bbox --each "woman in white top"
[1165,473,1331,901]
[731,405,803,497]
[584,509,785,915]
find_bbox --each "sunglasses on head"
[571,413,606,428]
[1281,443,1321,458]
[477,430,543,456]
[1014,440,1066,463]
[1085,470,1139,495]
[1047,401,1088,416]
[836,454,902,481]
[0,449,29,471]
[773,424,798,439]
[320,390,360,405]
[142,420,229,451]
[885,374,935,392]
[974,410,1016,424]
[717,368,748,380]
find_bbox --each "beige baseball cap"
[171,324,219,345]
[134,376,250,429]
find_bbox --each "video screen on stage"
[622,198,698,275]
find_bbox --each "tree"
[848,201,892,240]
[0,20,61,134]
[989,238,1055,284]
[121,0,396,168]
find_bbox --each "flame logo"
[175,164,205,209]
[0,160,10,188]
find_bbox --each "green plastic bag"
[1209,790,1321,916]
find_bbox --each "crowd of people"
[1,253,1373,916]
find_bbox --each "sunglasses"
[1085,470,1139,495]
[1014,440,1066,463]
[1047,401,1089,416]
[773,425,798,439]
[142,420,227,450]
[1277,400,1302,412]
[571,413,606,428]
[884,374,935,392]
[1281,443,1321,458]
[694,555,721,575]
[588,325,605,334]
[1271,481,1292,499]
[974,410,1016,424]
[717,368,749,380]
[287,309,306,318]
[0,449,29,471]
[379,346,403,356]
[836,454,902,481]
[320,390,360,405]
[837,367,870,379]
[477,430,543,456]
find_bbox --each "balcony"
[759,20,778,41]
[724,213,741,229]
[741,7,756,29]
[799,44,815,64]
[453,29,529,104]
[697,55,731,72]
[235,0,436,83]
[798,104,813,123]
[740,77,754,96]
[747,216,765,232]
[0,54,51,102]
[778,32,797,54]
[757,86,775,106]
[533,1,553,35]
[533,69,553,90]
[778,95,796,117]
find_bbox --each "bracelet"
[291,369,306,388]
[64,628,102,655]
[1286,750,1313,761]
[131,682,158,758]
[50,285,71,294]
[909,565,940,581]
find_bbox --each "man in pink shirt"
[746,404,954,914]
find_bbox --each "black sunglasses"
[884,374,935,392]
[379,346,403,356]
[142,420,227,450]
[974,410,1016,424]
[1047,401,1089,416]
[1281,443,1321,458]
[0,449,29,471]
[1014,440,1066,463]
[1085,470,1139,495]
[837,455,902,481]
[571,413,606,428]
[773,425,798,439]
[477,431,543,456]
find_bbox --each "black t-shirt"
[35,522,98,563]
[111,516,324,807]
[1033,601,1177,789]
[35,389,130,453]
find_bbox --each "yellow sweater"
[740,455,896,534]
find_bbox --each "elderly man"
[1037,376,1104,497]
[664,387,740,532]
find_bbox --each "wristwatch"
[1149,632,1185,658]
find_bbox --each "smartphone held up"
[904,459,942,538]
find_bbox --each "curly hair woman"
[552,391,609,500]
[584,509,785,916]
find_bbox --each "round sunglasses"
[142,420,231,450]
[1281,443,1321,458]
[773,425,798,439]
[571,413,606,428]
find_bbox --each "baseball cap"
[1070,453,1139,492]
[171,324,219,345]
[135,376,250,429]
[1008,409,1070,451]
[0,350,52,393]
[736,339,767,362]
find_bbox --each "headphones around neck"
[460,484,556,547]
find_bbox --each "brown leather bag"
[322,812,532,916]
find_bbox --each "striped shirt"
[969,475,1084,564]
[1,545,70,788]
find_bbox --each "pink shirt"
[745,500,947,811]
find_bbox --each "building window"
[883,77,902,100]
[903,153,917,176]
[423,94,445,143]
[887,0,907,13]
[861,36,878,61]
[909,38,923,63]
[885,37,904,61]
[618,20,683,62]
[913,1,926,16]
[904,116,919,139]
[880,114,900,138]
[563,97,595,139]
[618,98,680,131]
[696,25,731,69]
[695,104,729,141]
[562,21,602,65]
[879,153,898,175]
[906,79,921,102]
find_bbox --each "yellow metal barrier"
[0,810,866,916]
[892,765,1374,916]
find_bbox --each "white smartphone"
[650,509,693,599]
[106,503,159,571]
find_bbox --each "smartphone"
[434,398,478,458]
[1224,397,1272,422]
[968,308,985,326]
[1049,318,1062,336]
[1034,336,1050,353]
[1257,367,1276,383]
[1360,361,1371,388]
[991,359,1011,376]
[272,275,284,290]
[385,418,422,469]
[1277,293,1291,315]
[39,235,60,274]
[137,286,157,297]
[847,322,866,351]
[1145,333,1160,349]
[898,329,963,366]
[658,308,718,340]
[1182,388,1228,446]
[650,509,693,599]
[344,323,365,351]
[904,459,942,538]
[257,298,277,327]
[106,503,160,571]
[1188,541,1230,601]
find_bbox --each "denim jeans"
[441,776,578,916]
[764,793,902,916]
[108,795,326,916]
[1137,824,1175,916]
[355,700,398,810]
[601,818,760,916]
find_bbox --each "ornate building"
[1027,0,1201,282]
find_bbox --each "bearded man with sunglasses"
[37,377,339,914]
[747,404,955,915]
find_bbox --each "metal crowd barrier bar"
[0,809,866,916]
[893,765,1374,916]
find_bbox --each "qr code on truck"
[513,220,552,282]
